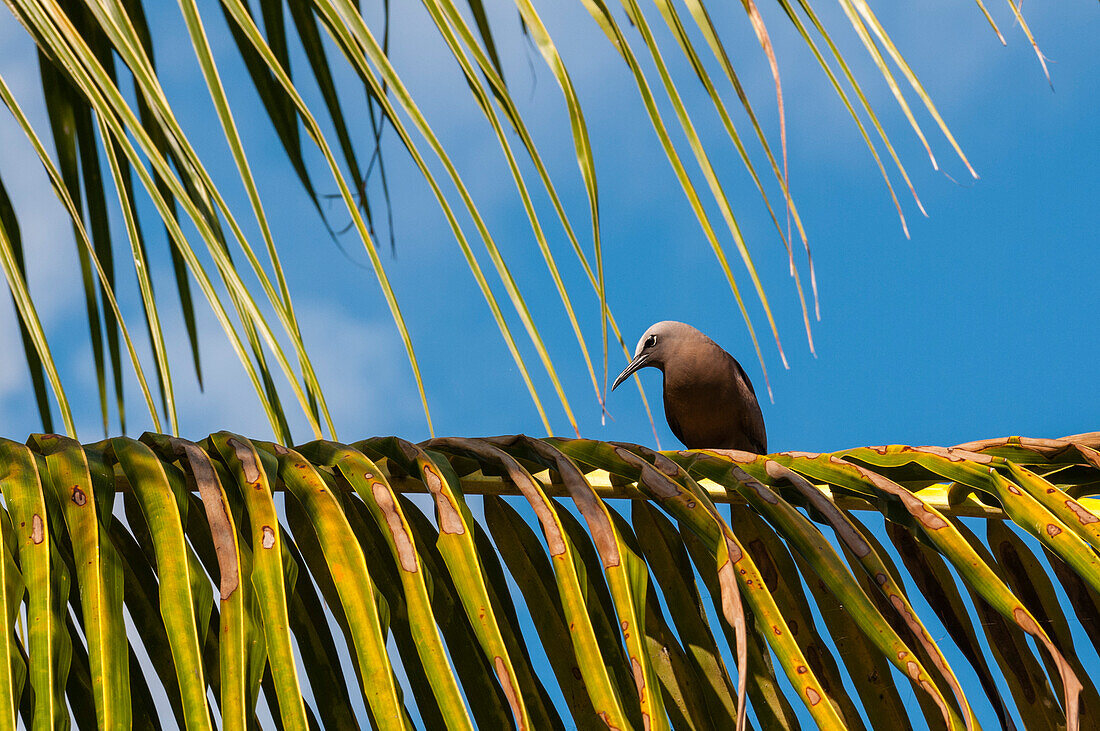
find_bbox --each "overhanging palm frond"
[0,430,1096,728]
[0,0,1048,439]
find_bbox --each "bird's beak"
[612,354,649,392]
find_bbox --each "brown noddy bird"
[611,321,767,453]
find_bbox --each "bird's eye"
[645,335,658,349]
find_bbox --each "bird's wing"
[748,429,767,455]
[664,392,687,446]
[731,357,757,398]
[731,356,766,453]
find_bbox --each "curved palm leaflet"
[0,430,1095,728]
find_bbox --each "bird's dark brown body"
[612,321,766,453]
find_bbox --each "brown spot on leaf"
[638,462,679,500]
[261,525,276,549]
[853,465,951,531]
[493,657,524,730]
[613,446,635,462]
[177,440,239,600]
[797,665,807,674]
[742,472,780,505]
[906,661,920,680]
[597,711,620,730]
[631,656,645,695]
[70,486,86,506]
[764,460,788,480]
[272,443,289,456]
[31,514,43,544]
[955,447,993,463]
[1046,524,1062,537]
[898,493,950,529]
[1066,500,1099,525]
[717,559,744,635]
[422,464,465,535]
[372,483,418,572]
[228,437,261,485]
[725,535,744,563]
[652,452,680,477]
[918,679,953,728]
[422,462,442,493]
[805,688,821,705]
[522,476,568,556]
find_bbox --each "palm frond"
[0,430,1095,727]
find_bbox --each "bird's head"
[612,321,701,391]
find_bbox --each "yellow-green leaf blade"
[30,436,129,729]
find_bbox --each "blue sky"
[0,1,1095,452]
[0,1,1097,728]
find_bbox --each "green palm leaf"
[0,432,1094,726]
